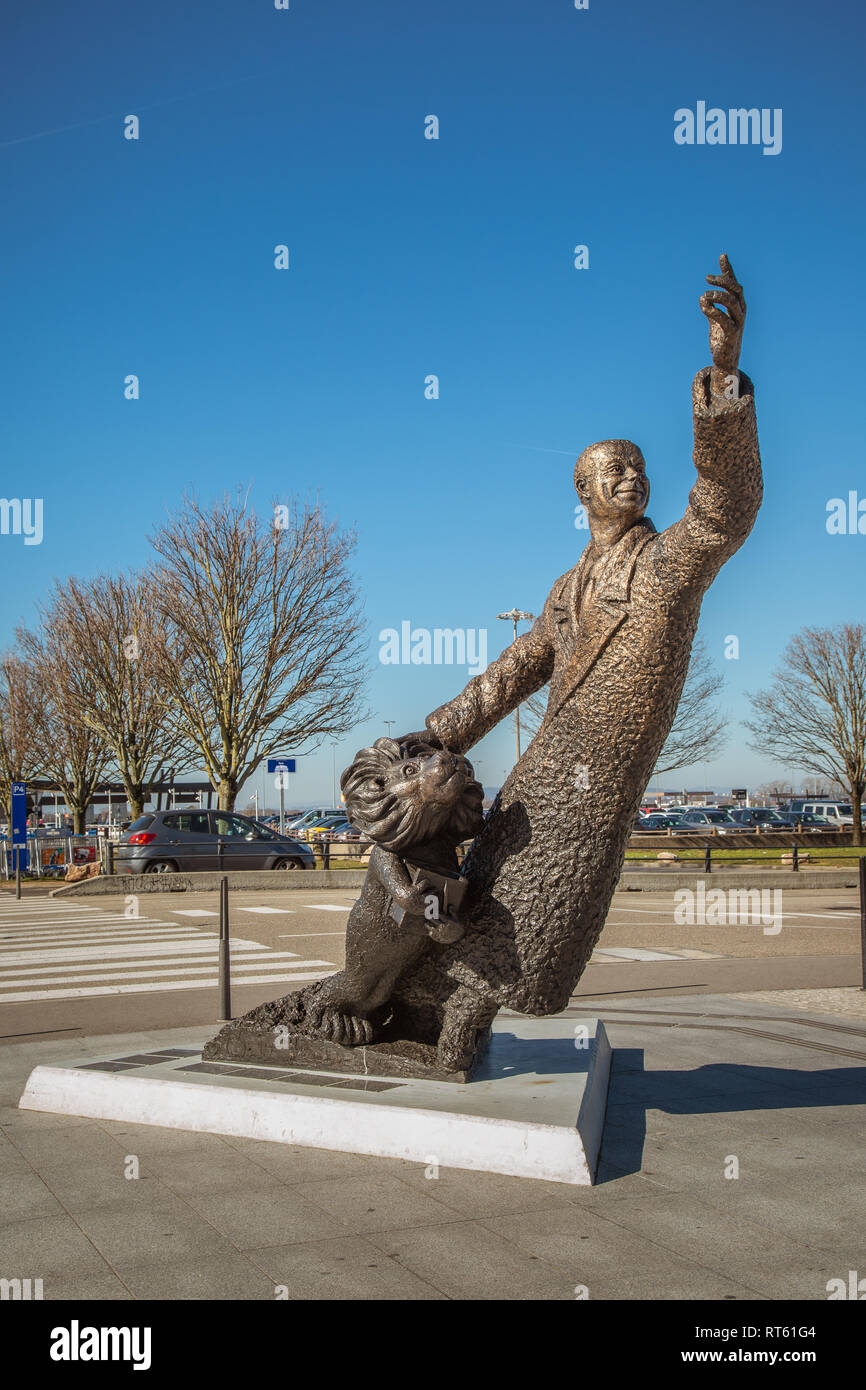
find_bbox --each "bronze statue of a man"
[392,254,763,1068]
[210,254,762,1077]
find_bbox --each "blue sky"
[1,0,864,807]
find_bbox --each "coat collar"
[548,518,656,715]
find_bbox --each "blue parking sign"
[11,782,28,870]
[267,758,296,774]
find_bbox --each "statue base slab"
[202,1009,490,1084]
[17,1018,612,1185]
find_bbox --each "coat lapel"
[551,542,595,654]
[548,520,656,717]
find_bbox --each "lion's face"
[340,738,485,853]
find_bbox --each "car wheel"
[272,857,301,870]
[143,860,177,875]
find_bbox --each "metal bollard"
[322,838,330,871]
[704,845,711,874]
[15,848,21,900]
[859,857,866,992]
[791,842,799,872]
[218,876,232,1021]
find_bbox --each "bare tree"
[522,637,727,775]
[744,623,866,846]
[17,627,112,833]
[149,492,369,811]
[35,574,193,820]
[0,653,44,822]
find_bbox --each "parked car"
[789,800,862,829]
[728,808,792,831]
[115,810,316,875]
[289,807,340,824]
[299,814,351,841]
[637,813,680,830]
[677,809,751,834]
[315,819,363,841]
[291,811,346,834]
[287,809,342,835]
[774,810,835,831]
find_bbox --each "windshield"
[704,812,732,823]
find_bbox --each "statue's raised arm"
[661,253,762,589]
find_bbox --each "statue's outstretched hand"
[700,254,746,394]
[390,730,443,751]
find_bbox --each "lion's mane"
[340,737,484,854]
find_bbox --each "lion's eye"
[403,764,417,776]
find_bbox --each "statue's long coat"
[418,367,762,1015]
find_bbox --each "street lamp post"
[496,608,535,762]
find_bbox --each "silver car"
[116,810,316,874]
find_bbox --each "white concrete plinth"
[19,1017,611,1185]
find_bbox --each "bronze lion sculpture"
[204,736,488,1072]
[285,736,484,1047]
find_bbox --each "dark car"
[728,808,792,831]
[637,813,679,830]
[677,809,751,834]
[773,811,834,832]
[115,810,316,875]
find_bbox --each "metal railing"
[625,843,865,873]
[0,827,124,879]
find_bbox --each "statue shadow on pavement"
[470,1031,597,1081]
[596,1050,866,1183]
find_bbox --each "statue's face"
[576,441,649,523]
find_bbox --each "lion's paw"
[310,1004,375,1047]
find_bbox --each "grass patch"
[625,845,865,864]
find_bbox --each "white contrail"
[0,72,264,151]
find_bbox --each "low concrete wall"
[52,865,860,899]
[52,869,368,897]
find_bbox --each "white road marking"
[591,947,697,962]
[0,961,335,986]
[171,909,220,917]
[238,906,296,915]
[0,952,312,977]
[305,904,350,912]
[607,903,859,922]
[277,932,345,938]
[0,973,334,1003]
[0,941,275,966]
[0,899,334,1002]
[0,931,207,947]
[0,916,184,930]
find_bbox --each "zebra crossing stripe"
[0,954,332,978]
[0,899,336,1001]
[0,973,334,1003]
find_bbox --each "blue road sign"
[11,782,28,870]
[267,758,296,774]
